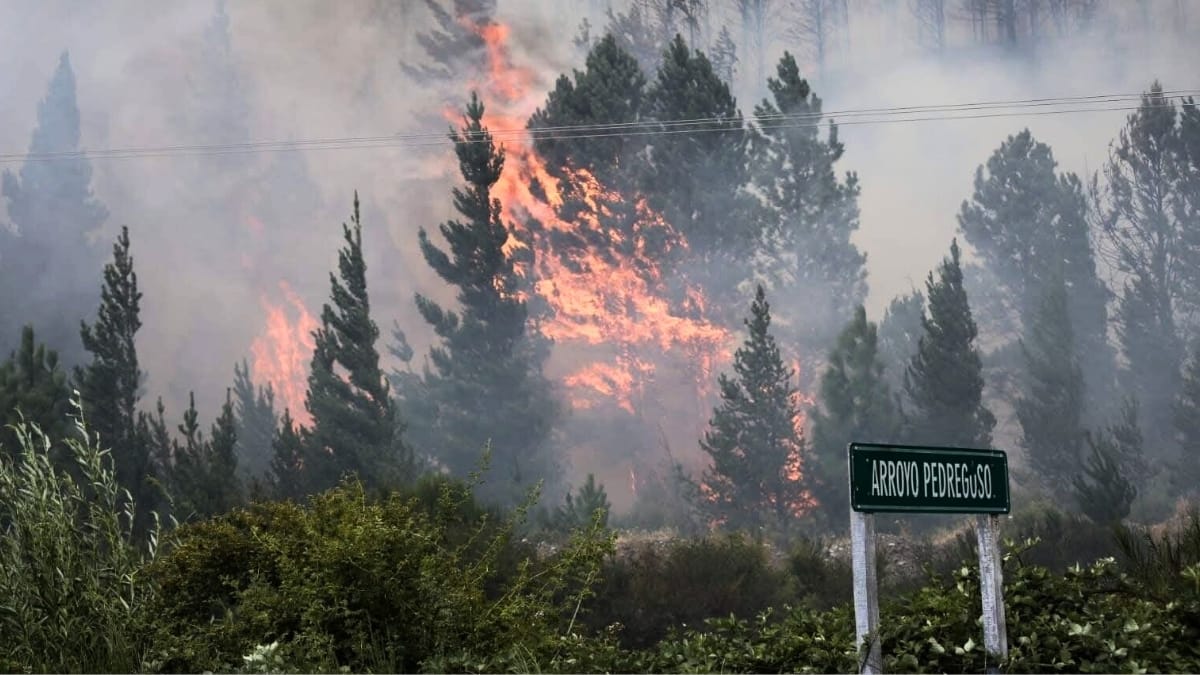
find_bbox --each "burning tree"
[686,285,811,532]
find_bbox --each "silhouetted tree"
[403,94,560,505]
[689,285,809,531]
[0,52,106,368]
[0,326,72,463]
[903,240,996,448]
[301,194,408,495]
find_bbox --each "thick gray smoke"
[0,0,1196,511]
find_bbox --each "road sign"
[848,441,1012,673]
[849,442,1009,514]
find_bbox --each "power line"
[1,89,1196,164]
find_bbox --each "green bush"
[0,395,163,673]
[142,478,614,673]
[582,533,792,649]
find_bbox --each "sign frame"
[848,442,1011,515]
[848,442,1010,674]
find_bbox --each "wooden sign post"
[848,443,1011,674]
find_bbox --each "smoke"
[0,0,1196,509]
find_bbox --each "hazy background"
[1,0,1196,505]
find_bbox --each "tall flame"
[250,280,317,427]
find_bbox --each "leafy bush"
[142,477,614,673]
[0,395,162,673]
[583,533,792,649]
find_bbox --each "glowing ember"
[250,280,317,427]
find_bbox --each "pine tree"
[0,52,107,368]
[643,34,757,307]
[1015,275,1085,488]
[269,408,305,500]
[555,473,612,531]
[691,285,809,531]
[300,193,405,495]
[1095,83,1192,454]
[810,306,898,528]
[751,51,866,350]
[404,93,560,506]
[958,129,1113,414]
[709,25,738,85]
[0,326,73,463]
[163,388,241,521]
[207,388,242,512]
[1172,341,1200,496]
[232,359,276,482]
[1074,400,1143,525]
[74,227,153,508]
[903,239,996,448]
[528,33,647,186]
[878,291,924,395]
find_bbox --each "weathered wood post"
[976,513,1008,672]
[851,508,882,674]
[848,442,1011,675]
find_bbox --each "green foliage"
[903,239,996,448]
[1074,400,1143,525]
[169,390,243,521]
[232,359,276,483]
[0,393,162,673]
[74,225,165,535]
[143,475,614,673]
[1115,506,1200,598]
[811,306,898,530]
[529,33,647,185]
[268,407,305,500]
[301,192,408,495]
[583,534,793,649]
[1016,275,1086,488]
[751,51,866,348]
[688,285,809,532]
[403,93,560,507]
[555,473,611,532]
[0,324,73,463]
[957,128,1113,410]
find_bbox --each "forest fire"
[249,280,317,426]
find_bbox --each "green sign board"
[848,442,1010,514]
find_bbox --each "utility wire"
[1,90,1196,164]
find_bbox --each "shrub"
[583,533,791,649]
[0,394,163,673]
[142,477,614,673]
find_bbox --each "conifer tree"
[300,193,405,495]
[878,291,924,395]
[903,239,996,448]
[404,93,560,505]
[643,34,756,306]
[1172,341,1200,495]
[810,306,898,527]
[1095,83,1194,454]
[232,359,276,482]
[691,285,809,531]
[75,227,153,506]
[1074,400,1143,525]
[269,408,305,500]
[0,52,107,367]
[0,326,72,462]
[959,129,1113,414]
[164,390,247,521]
[709,26,738,84]
[529,33,647,185]
[1015,276,1085,487]
[751,51,866,349]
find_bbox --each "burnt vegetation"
[2,0,1200,672]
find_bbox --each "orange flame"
[250,280,317,427]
